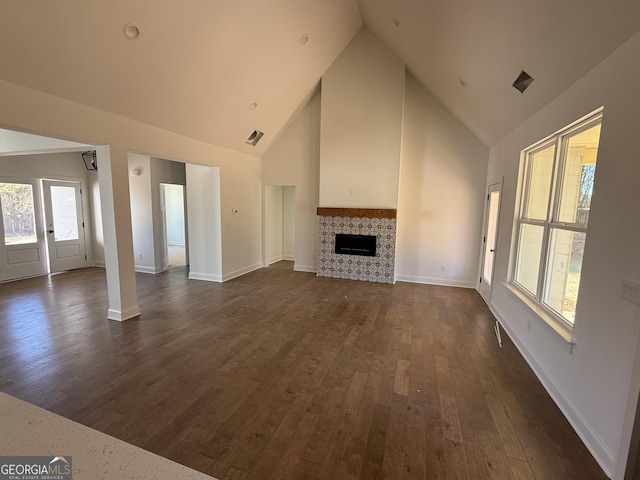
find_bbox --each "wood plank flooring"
[0,262,608,479]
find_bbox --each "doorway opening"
[160,183,186,270]
[264,185,295,268]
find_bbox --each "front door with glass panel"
[42,180,87,273]
[0,179,48,281]
[479,181,502,304]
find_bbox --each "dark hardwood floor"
[0,262,607,479]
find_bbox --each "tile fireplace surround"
[316,208,397,284]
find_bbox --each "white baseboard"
[294,264,317,273]
[93,261,105,268]
[395,274,476,288]
[188,272,222,283]
[490,305,614,477]
[266,256,283,266]
[222,263,263,282]
[266,256,295,266]
[107,305,140,322]
[135,265,162,274]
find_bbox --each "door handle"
[490,249,495,252]
[48,230,54,234]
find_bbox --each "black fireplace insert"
[335,234,376,256]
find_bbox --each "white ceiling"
[1,0,639,154]
[0,128,92,156]
[359,0,640,146]
[0,0,362,156]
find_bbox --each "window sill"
[503,282,575,345]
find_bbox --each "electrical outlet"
[440,264,446,272]
[244,254,248,261]
[621,279,640,305]
[138,252,142,260]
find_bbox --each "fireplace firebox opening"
[335,234,376,257]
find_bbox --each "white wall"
[264,59,488,281]
[151,157,186,184]
[264,186,295,266]
[186,164,222,282]
[0,152,90,179]
[165,184,185,247]
[87,170,104,266]
[396,73,489,287]
[319,28,405,208]
[264,186,283,265]
[0,78,262,320]
[220,159,263,280]
[0,128,90,155]
[263,89,320,272]
[283,186,295,261]
[127,153,155,273]
[486,30,640,479]
[0,151,96,265]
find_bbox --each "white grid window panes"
[512,112,602,327]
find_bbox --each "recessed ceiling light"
[123,23,141,40]
[300,34,309,45]
[392,17,401,28]
[249,102,257,110]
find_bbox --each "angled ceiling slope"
[358,0,640,147]
[0,0,362,156]
[3,1,640,154]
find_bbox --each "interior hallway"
[0,263,607,480]
[167,244,187,269]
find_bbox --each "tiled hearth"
[317,208,397,284]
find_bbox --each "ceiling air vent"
[245,130,264,146]
[512,70,534,93]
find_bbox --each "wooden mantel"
[316,207,397,219]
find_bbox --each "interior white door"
[479,181,502,304]
[42,180,87,273]
[0,179,48,281]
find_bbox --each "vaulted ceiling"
[1,0,639,156]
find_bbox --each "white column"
[96,145,140,321]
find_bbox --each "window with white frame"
[512,111,602,327]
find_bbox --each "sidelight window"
[0,182,37,245]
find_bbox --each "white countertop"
[0,392,217,480]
